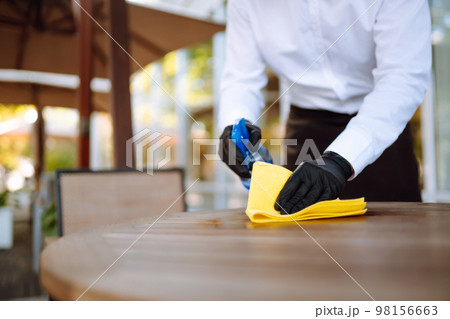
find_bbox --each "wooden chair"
[56,168,185,236]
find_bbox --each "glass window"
[430,0,450,193]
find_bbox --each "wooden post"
[35,104,44,187]
[107,0,133,168]
[30,85,44,189]
[77,0,94,168]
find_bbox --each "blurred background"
[0,0,449,300]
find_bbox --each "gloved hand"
[219,120,261,178]
[275,151,353,214]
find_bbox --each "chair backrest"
[56,168,185,236]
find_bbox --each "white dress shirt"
[218,0,431,178]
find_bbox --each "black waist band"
[289,105,357,123]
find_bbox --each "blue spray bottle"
[231,118,273,189]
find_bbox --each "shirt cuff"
[217,96,263,132]
[325,123,375,180]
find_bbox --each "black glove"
[275,151,353,214]
[219,120,261,178]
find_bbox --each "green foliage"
[45,138,77,172]
[0,104,34,170]
[0,190,9,207]
[187,41,214,106]
[0,136,32,170]
[0,104,32,121]
[41,202,58,237]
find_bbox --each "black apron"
[285,105,421,202]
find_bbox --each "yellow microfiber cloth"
[245,162,367,223]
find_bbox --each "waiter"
[218,0,432,214]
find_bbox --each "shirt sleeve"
[326,0,432,179]
[217,0,268,131]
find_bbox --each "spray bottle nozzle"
[230,118,273,189]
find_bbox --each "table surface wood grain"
[40,202,450,300]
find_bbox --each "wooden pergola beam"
[31,85,44,187]
[77,0,93,168]
[107,0,133,169]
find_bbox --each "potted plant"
[0,190,13,249]
[41,202,58,247]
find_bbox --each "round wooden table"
[40,203,450,300]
